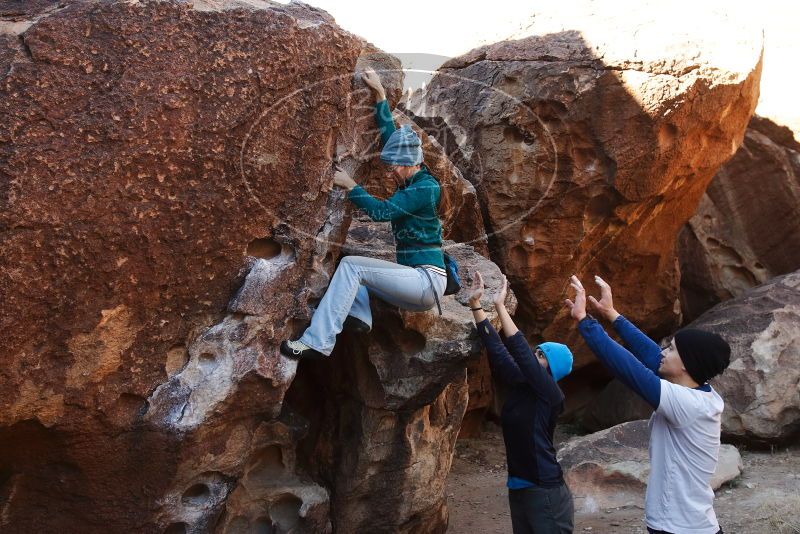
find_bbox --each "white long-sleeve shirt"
[646,380,724,534]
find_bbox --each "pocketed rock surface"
[409,2,763,367]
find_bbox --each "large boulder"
[0,1,509,529]
[0,1,419,531]
[691,270,800,445]
[409,4,762,368]
[679,116,800,322]
[559,420,742,513]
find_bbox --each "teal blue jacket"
[347,100,445,269]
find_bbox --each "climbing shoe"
[280,339,327,361]
[343,315,371,334]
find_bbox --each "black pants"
[508,482,574,534]
[647,529,723,534]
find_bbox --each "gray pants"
[299,255,446,356]
[508,483,574,534]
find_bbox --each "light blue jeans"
[299,255,446,356]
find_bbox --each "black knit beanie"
[674,328,731,385]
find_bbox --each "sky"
[277,0,537,89]
[294,0,534,57]
[279,0,798,133]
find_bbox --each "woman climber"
[280,67,452,361]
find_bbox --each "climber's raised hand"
[564,275,587,322]
[468,271,485,306]
[493,274,508,310]
[468,271,488,323]
[589,275,620,322]
[361,67,386,101]
[332,166,357,190]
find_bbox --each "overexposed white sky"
[288,0,775,59]
[296,0,534,57]
[283,0,798,134]
[278,0,538,89]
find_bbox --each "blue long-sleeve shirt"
[476,319,565,488]
[578,315,662,408]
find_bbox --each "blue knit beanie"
[381,124,423,166]
[538,342,573,382]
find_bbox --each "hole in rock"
[396,329,426,355]
[248,445,285,483]
[533,100,567,122]
[269,494,303,530]
[502,125,535,146]
[164,523,188,534]
[254,517,275,534]
[508,246,528,272]
[247,238,282,260]
[197,352,218,373]
[181,483,211,506]
[586,194,613,223]
[658,122,678,151]
[572,146,598,170]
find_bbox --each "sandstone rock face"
[410,5,762,368]
[679,116,800,322]
[0,3,507,530]
[559,420,742,513]
[688,271,800,445]
[286,219,515,533]
[0,1,465,532]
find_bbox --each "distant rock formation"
[692,270,800,445]
[679,116,800,322]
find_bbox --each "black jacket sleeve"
[475,319,525,385]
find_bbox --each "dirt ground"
[446,423,800,533]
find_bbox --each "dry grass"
[759,496,800,534]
